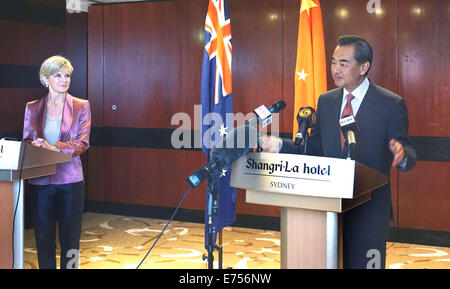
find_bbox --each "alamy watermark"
[366,0,381,14]
[66,249,79,269]
[366,248,381,269]
[66,0,82,14]
[170,105,280,150]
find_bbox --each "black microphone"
[294,106,316,145]
[339,114,359,158]
[186,100,286,188]
[268,100,286,113]
[186,123,257,188]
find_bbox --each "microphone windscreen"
[269,100,286,113]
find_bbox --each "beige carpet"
[23,212,450,269]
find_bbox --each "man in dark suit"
[261,35,416,268]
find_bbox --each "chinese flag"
[293,0,327,139]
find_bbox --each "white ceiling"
[68,0,149,13]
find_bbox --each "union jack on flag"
[204,0,232,105]
[200,0,235,250]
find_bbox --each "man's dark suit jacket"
[281,79,417,268]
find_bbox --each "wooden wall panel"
[281,0,300,134]
[65,13,88,100]
[100,148,207,209]
[103,2,181,128]
[321,0,399,92]
[91,1,205,211]
[0,18,64,136]
[229,0,283,116]
[87,6,104,127]
[0,20,65,65]
[398,161,450,231]
[0,88,46,133]
[87,5,105,203]
[229,0,284,217]
[398,0,450,138]
[396,0,450,231]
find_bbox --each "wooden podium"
[230,152,388,269]
[0,139,71,269]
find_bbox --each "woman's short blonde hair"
[39,55,74,87]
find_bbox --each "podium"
[0,139,71,269]
[230,152,388,269]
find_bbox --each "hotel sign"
[230,152,356,199]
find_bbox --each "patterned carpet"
[23,212,450,269]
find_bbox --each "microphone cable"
[136,185,194,269]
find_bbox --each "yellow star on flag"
[296,69,308,81]
[300,0,318,16]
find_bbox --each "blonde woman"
[23,55,91,269]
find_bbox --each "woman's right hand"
[31,138,59,151]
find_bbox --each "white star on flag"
[297,69,308,81]
[219,123,229,138]
[220,169,227,177]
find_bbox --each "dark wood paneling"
[321,0,399,93]
[398,0,450,137]
[103,2,182,128]
[0,17,65,135]
[100,0,208,128]
[229,0,284,217]
[100,147,207,210]
[397,0,450,232]
[87,6,104,127]
[65,13,88,100]
[87,5,104,202]
[0,0,65,27]
[398,161,450,231]
[229,0,283,116]
[281,0,306,135]
[0,20,65,65]
[0,88,45,134]
[177,0,209,116]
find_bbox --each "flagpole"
[204,176,220,269]
[200,0,235,269]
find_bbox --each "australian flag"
[200,0,235,249]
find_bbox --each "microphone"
[186,122,257,188]
[294,106,316,145]
[339,114,359,158]
[268,100,286,113]
[186,100,286,188]
[251,100,286,128]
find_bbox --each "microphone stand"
[346,144,352,160]
[255,118,262,152]
[302,132,309,155]
[203,174,222,269]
